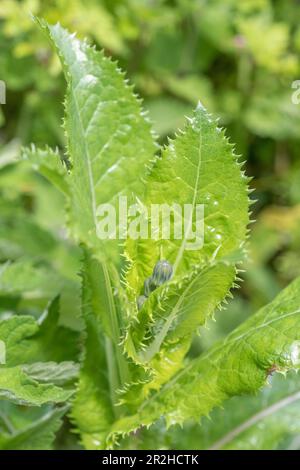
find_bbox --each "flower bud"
[152,260,173,287]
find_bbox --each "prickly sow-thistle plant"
[5,19,300,450]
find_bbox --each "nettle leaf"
[22,362,79,387]
[0,259,82,332]
[0,260,61,300]
[109,276,300,443]
[0,366,73,406]
[0,299,79,365]
[0,403,68,450]
[37,19,156,261]
[124,105,249,370]
[0,315,38,366]
[0,303,78,406]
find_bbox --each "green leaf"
[0,258,82,333]
[0,366,73,406]
[0,299,79,365]
[0,403,68,450]
[120,373,300,450]
[204,372,300,450]
[141,371,300,450]
[23,362,79,387]
[124,104,249,367]
[25,297,79,364]
[127,104,249,285]
[109,276,300,443]
[0,306,78,406]
[0,315,38,366]
[0,260,61,300]
[0,205,57,261]
[37,20,156,261]
[21,145,70,197]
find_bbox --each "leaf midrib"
[173,128,203,275]
[70,75,97,231]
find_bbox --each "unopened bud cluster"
[137,260,173,310]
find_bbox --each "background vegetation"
[0,0,300,449]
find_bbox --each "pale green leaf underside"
[109,276,300,443]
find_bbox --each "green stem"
[102,263,130,387]
[104,336,119,417]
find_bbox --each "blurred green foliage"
[1,0,300,449]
